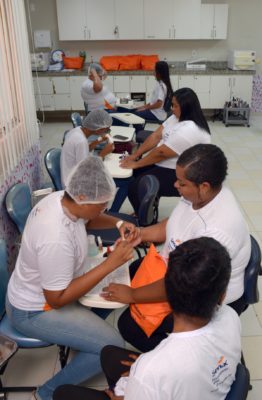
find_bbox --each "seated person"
[61,109,128,213]
[53,237,241,400]
[6,156,140,400]
[81,63,117,112]
[61,109,114,188]
[103,144,251,352]
[120,88,211,215]
[133,60,173,131]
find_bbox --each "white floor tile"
[240,305,262,336]
[247,380,262,400]
[242,336,262,380]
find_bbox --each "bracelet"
[116,220,124,230]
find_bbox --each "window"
[0,0,38,180]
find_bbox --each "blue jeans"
[6,297,123,400]
[109,177,133,212]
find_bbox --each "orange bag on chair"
[130,244,172,337]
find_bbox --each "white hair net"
[88,62,104,76]
[65,156,116,204]
[82,110,112,130]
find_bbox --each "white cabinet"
[56,0,87,40]
[130,76,146,93]
[86,0,115,40]
[70,76,86,110]
[173,0,200,39]
[200,4,228,39]
[170,75,179,91]
[210,75,253,109]
[230,76,253,105]
[34,76,71,111]
[144,0,174,39]
[177,75,210,108]
[115,0,143,39]
[113,76,130,93]
[145,76,156,102]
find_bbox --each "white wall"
[25,0,262,72]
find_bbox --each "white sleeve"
[156,82,166,101]
[81,79,94,101]
[162,126,195,155]
[124,376,155,400]
[75,140,89,164]
[36,240,75,291]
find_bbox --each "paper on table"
[79,254,130,308]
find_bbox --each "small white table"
[116,99,144,110]
[79,251,130,309]
[110,126,135,142]
[104,153,132,179]
[110,112,145,126]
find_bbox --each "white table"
[110,126,135,142]
[116,99,144,110]
[79,251,130,309]
[104,153,132,179]
[110,112,145,126]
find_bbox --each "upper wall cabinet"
[115,0,144,39]
[200,4,228,39]
[57,0,87,40]
[144,0,201,39]
[173,0,200,39]
[144,0,175,39]
[57,0,228,41]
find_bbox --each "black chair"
[225,363,250,400]
[242,235,261,310]
[44,148,63,191]
[136,129,153,144]
[87,175,160,255]
[0,239,69,398]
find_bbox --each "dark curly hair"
[177,144,228,188]
[165,237,231,320]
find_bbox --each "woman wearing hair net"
[6,156,139,400]
[61,109,114,188]
[81,63,117,112]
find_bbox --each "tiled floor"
[3,115,262,399]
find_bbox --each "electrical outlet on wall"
[191,50,198,59]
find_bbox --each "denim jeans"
[6,297,123,400]
[109,177,133,213]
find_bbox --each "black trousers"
[53,346,140,400]
[128,165,180,214]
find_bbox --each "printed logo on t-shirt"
[211,355,232,389]
[168,238,181,252]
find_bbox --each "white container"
[228,50,256,71]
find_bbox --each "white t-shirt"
[7,191,88,311]
[115,305,241,400]
[161,186,251,304]
[81,78,117,111]
[150,80,167,122]
[60,126,89,188]
[156,115,211,169]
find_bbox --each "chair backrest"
[0,240,9,320]
[243,235,261,305]
[44,148,62,191]
[71,112,82,128]
[61,129,70,146]
[5,183,32,234]
[225,363,249,400]
[137,175,160,227]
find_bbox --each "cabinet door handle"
[173,27,176,39]
[146,35,155,39]
[211,29,213,38]
[214,29,216,38]
[52,82,56,94]
[169,28,171,39]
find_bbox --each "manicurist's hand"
[106,240,134,269]
[117,221,141,244]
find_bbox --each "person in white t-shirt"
[103,144,251,352]
[81,63,117,113]
[6,156,140,400]
[120,87,211,214]
[133,61,173,129]
[61,109,114,188]
[53,237,242,400]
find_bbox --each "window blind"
[0,0,38,181]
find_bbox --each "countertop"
[32,62,256,77]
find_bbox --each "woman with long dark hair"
[121,87,211,214]
[134,61,173,125]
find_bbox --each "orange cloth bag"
[130,244,172,337]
